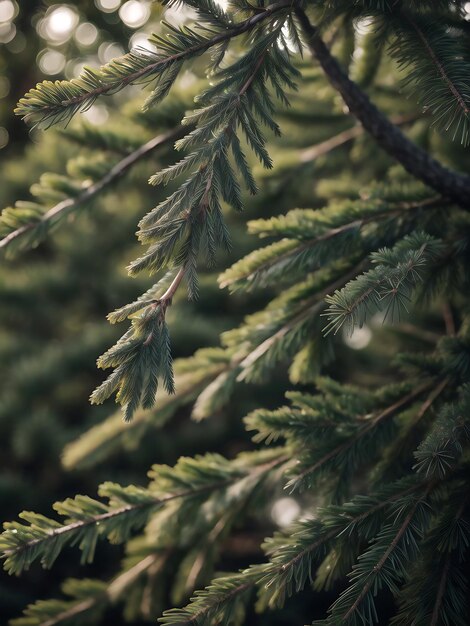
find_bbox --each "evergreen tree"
[1,1,470,625]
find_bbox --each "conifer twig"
[160,478,435,623]
[291,379,434,488]
[15,0,296,126]
[407,16,469,118]
[41,553,164,626]
[276,479,427,576]
[341,483,433,621]
[295,9,470,207]
[428,497,468,626]
[237,261,365,376]
[154,266,186,309]
[142,266,186,346]
[1,454,288,569]
[1,482,227,561]
[442,302,456,336]
[0,125,187,251]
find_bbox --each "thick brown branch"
[295,9,470,207]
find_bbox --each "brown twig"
[442,302,456,336]
[298,113,420,162]
[0,125,188,251]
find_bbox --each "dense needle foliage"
[1,1,469,624]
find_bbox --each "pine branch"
[413,383,470,478]
[0,126,186,255]
[92,20,301,420]
[160,569,261,625]
[16,1,297,129]
[160,478,430,623]
[220,195,445,292]
[409,19,468,116]
[322,233,445,335]
[258,477,430,609]
[430,554,451,626]
[1,453,287,575]
[288,379,435,492]
[1,485,209,575]
[388,12,470,145]
[338,485,433,624]
[160,470,464,625]
[391,493,469,626]
[14,554,165,626]
[295,8,470,207]
[234,261,364,383]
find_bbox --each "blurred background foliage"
[1,1,469,624]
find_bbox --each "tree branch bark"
[295,8,470,207]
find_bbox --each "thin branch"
[0,125,187,251]
[342,483,433,621]
[239,52,267,96]
[143,266,187,346]
[1,482,228,561]
[42,598,97,626]
[299,124,364,163]
[415,377,449,422]
[294,9,470,207]
[186,581,254,626]
[40,554,164,626]
[160,266,187,303]
[429,497,469,626]
[394,322,442,344]
[442,302,456,336]
[220,193,444,290]
[219,224,367,289]
[172,479,431,622]
[2,455,287,561]
[298,113,420,163]
[408,16,469,116]
[429,554,451,626]
[237,260,365,377]
[293,379,434,486]
[323,238,438,335]
[18,1,295,121]
[278,479,426,575]
[147,40,270,313]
